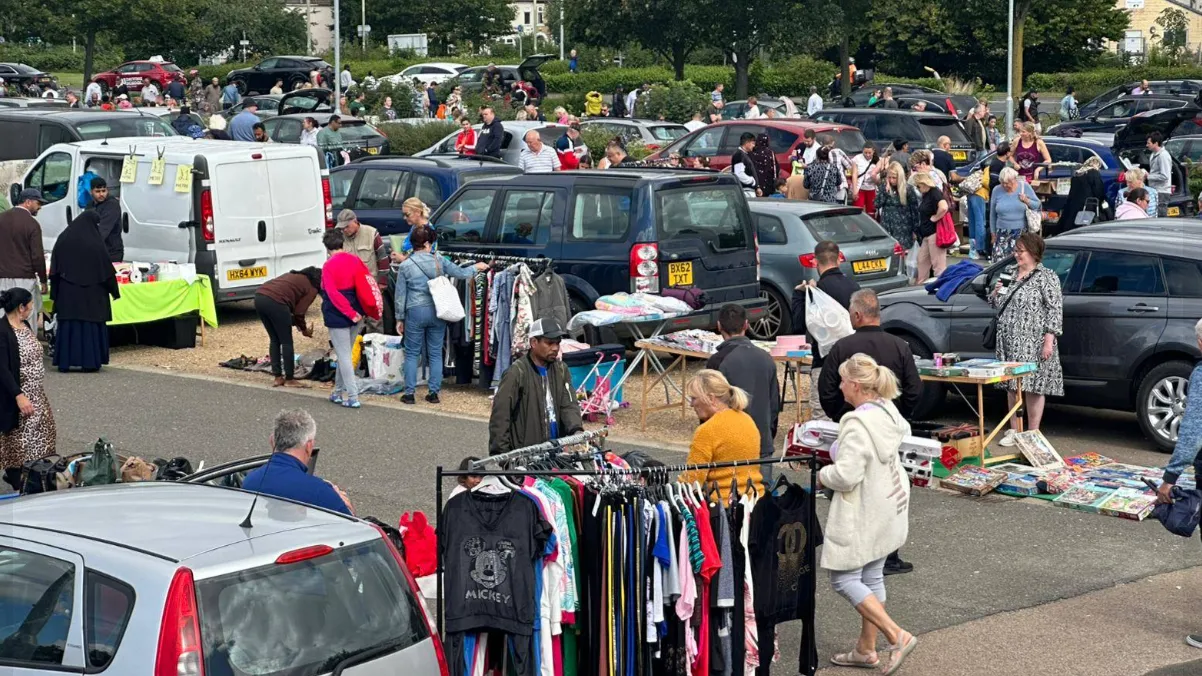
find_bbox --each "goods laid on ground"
[785,420,941,488]
[2,438,196,496]
[940,466,1009,496]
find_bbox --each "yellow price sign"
[148,157,166,186]
[119,155,138,183]
[174,164,193,193]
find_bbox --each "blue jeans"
[403,304,445,396]
[967,195,987,256]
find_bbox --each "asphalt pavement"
[42,365,1202,674]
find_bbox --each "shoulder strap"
[998,269,1036,315]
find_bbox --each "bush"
[638,80,708,123]
[1,43,124,74]
[359,80,420,118]
[377,121,458,156]
[1027,66,1202,104]
[579,125,650,164]
[753,56,837,97]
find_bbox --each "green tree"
[639,80,708,122]
[1156,8,1189,63]
[423,0,514,54]
[697,0,807,97]
[48,0,199,82]
[337,0,423,53]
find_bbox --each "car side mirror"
[9,183,20,207]
[970,273,988,297]
[1088,115,1099,122]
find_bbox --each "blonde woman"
[819,353,915,673]
[1013,122,1051,182]
[875,162,920,252]
[679,369,763,499]
[1117,167,1158,218]
[553,106,569,124]
[391,198,434,262]
[913,174,948,282]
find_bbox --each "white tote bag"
[805,286,854,354]
[426,257,466,323]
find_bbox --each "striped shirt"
[518,145,562,173]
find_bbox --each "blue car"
[328,156,522,237]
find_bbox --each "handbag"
[1151,486,1202,537]
[958,169,983,195]
[78,438,118,487]
[1023,187,1042,233]
[425,256,466,323]
[935,212,957,248]
[982,270,1035,351]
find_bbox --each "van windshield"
[198,539,428,676]
[75,117,177,140]
[657,184,749,250]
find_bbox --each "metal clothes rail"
[473,428,610,469]
[442,251,555,269]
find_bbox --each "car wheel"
[749,284,789,340]
[1136,361,1194,452]
[898,333,943,420]
[234,79,248,95]
[289,75,307,91]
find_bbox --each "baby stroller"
[576,352,623,425]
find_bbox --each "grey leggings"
[830,557,887,607]
[329,323,362,400]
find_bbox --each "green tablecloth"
[45,277,219,328]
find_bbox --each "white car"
[382,62,468,87]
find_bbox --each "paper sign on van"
[148,158,166,186]
[120,156,138,183]
[174,165,193,193]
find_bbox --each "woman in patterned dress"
[0,287,56,469]
[989,232,1063,447]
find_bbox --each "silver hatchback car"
[750,198,908,339]
[1,482,446,675]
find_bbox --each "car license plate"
[121,77,142,86]
[852,258,887,275]
[667,261,693,287]
[1169,206,1181,217]
[952,150,968,161]
[227,266,268,281]
[366,146,380,155]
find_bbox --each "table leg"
[795,365,803,423]
[200,318,206,347]
[1016,379,1025,433]
[681,355,688,419]
[977,382,985,467]
[641,350,649,432]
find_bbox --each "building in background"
[285,0,334,55]
[1113,0,1202,60]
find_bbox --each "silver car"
[1,481,445,675]
[416,120,569,167]
[750,198,908,339]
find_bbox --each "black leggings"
[255,294,294,379]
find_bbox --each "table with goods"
[917,356,1036,467]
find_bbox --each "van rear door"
[211,154,278,293]
[266,149,327,274]
[655,177,759,306]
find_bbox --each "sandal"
[831,649,879,668]
[881,632,917,675]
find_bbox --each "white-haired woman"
[819,353,915,673]
[989,167,1039,262]
[679,368,763,500]
[1117,167,1158,218]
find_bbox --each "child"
[771,178,789,198]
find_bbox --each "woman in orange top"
[680,369,763,499]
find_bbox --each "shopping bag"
[78,438,118,487]
[905,246,919,280]
[805,286,853,354]
[935,212,957,248]
[362,333,405,381]
[427,257,466,323]
[1151,485,1202,537]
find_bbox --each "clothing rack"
[473,428,610,469]
[432,451,822,676]
[443,251,555,271]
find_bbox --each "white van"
[10,137,333,301]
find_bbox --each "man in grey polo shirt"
[518,129,562,173]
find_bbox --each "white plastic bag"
[905,245,919,280]
[362,333,404,382]
[805,286,854,354]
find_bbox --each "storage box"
[1013,430,1065,469]
[784,420,840,463]
[940,466,1009,496]
[1053,484,1115,513]
[108,314,198,350]
[1097,487,1156,521]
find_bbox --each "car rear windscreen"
[804,211,889,244]
[918,118,971,145]
[657,185,750,250]
[163,63,183,72]
[198,539,428,676]
[649,125,687,141]
[76,117,177,140]
[338,122,384,140]
[829,129,868,155]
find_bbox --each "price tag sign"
[174,164,193,193]
[120,155,138,183]
[148,157,166,185]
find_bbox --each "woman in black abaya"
[749,133,779,197]
[50,212,120,372]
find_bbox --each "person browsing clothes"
[678,368,764,499]
[488,317,584,455]
[708,303,780,478]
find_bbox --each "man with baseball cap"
[488,317,584,455]
[230,97,260,142]
[0,189,49,329]
[335,209,388,332]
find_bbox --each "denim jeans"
[403,304,446,396]
[967,194,987,255]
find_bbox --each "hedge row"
[377,121,458,156]
[1028,66,1202,104]
[0,44,124,73]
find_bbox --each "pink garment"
[676,521,698,672]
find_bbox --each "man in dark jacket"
[489,317,584,455]
[707,304,780,479]
[790,241,859,420]
[87,178,123,262]
[476,105,505,159]
[818,288,923,576]
[0,189,48,330]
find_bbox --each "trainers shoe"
[342,398,362,409]
[998,429,1018,447]
[400,394,416,405]
[883,559,914,576]
[1187,635,1202,649]
[425,392,441,404]
[329,392,344,405]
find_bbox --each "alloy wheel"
[1146,374,1189,443]
[749,288,781,340]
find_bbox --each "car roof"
[119,60,175,65]
[342,156,522,171]
[464,168,736,187]
[1108,95,1191,103]
[6,482,364,562]
[0,108,163,121]
[1051,224,1202,257]
[271,55,325,61]
[408,62,468,69]
[1042,136,1111,147]
[275,112,365,123]
[747,197,861,216]
[699,118,859,132]
[820,107,958,120]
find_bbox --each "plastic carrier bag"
[805,286,853,354]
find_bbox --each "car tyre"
[749,284,789,340]
[234,79,248,95]
[289,75,308,91]
[898,333,943,420]
[1136,360,1194,453]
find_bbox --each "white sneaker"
[968,251,981,260]
[998,429,1017,447]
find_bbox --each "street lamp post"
[559,2,564,60]
[334,0,341,109]
[1006,0,1014,131]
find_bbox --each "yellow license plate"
[852,258,887,274]
[667,261,693,287]
[952,150,968,161]
[227,266,268,281]
[366,147,380,155]
[1169,206,1181,216]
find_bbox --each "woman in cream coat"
[818,353,917,674]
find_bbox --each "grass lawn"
[57,72,84,88]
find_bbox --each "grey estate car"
[750,198,907,339]
[1,481,445,675]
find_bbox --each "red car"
[647,119,867,179]
[92,60,187,94]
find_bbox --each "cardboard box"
[1053,484,1115,513]
[1097,488,1156,521]
[1014,430,1065,470]
[1064,452,1115,474]
[940,466,1009,496]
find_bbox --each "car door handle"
[257,220,267,242]
[1127,304,1160,313]
[239,259,258,267]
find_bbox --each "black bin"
[108,314,198,350]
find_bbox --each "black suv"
[432,169,765,332]
[0,109,177,162]
[1078,80,1202,119]
[227,56,334,95]
[812,108,977,166]
[879,223,1202,451]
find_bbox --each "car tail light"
[893,242,905,257]
[321,177,334,228]
[371,524,450,676]
[155,568,205,676]
[200,189,214,243]
[275,544,333,565]
[945,98,957,117]
[629,243,660,293]
[798,251,846,268]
